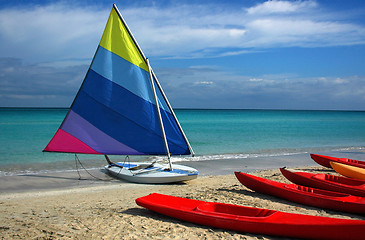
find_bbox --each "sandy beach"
[1,166,364,239]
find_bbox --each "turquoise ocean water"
[1,108,365,176]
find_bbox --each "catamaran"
[43,4,199,183]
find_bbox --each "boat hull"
[330,161,365,180]
[136,193,365,239]
[311,154,365,169]
[105,162,198,183]
[235,171,365,214]
[280,168,365,197]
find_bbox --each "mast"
[112,4,195,157]
[147,59,172,170]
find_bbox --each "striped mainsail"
[44,6,191,156]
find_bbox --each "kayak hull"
[311,154,365,169]
[280,167,365,197]
[136,193,365,240]
[235,171,365,214]
[330,161,365,180]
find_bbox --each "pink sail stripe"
[44,129,100,154]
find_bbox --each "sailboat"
[43,4,199,184]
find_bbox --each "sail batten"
[44,5,191,156]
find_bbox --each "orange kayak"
[330,161,365,180]
[311,154,365,169]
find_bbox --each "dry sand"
[1,166,364,239]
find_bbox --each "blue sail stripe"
[91,46,170,113]
[82,69,159,136]
[72,70,189,155]
[72,91,166,154]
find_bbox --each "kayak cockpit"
[313,174,365,186]
[195,202,277,218]
[285,184,351,197]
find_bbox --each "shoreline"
[1,149,364,194]
[2,146,365,176]
[1,166,364,239]
[0,155,312,194]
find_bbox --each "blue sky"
[0,0,364,110]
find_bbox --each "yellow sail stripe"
[99,8,148,72]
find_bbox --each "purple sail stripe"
[61,110,142,155]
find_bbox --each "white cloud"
[0,56,364,110]
[0,1,364,109]
[247,0,318,15]
[249,78,263,82]
[125,2,365,57]
[245,18,365,47]
[0,1,364,61]
[334,78,349,84]
[157,67,365,110]
[0,57,87,107]
[0,3,107,62]
[194,81,214,85]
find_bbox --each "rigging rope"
[74,154,113,181]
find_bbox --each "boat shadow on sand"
[121,184,365,239]
[293,167,336,173]
[120,207,268,239]
[14,168,191,186]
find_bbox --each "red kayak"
[136,193,365,239]
[234,171,365,214]
[280,167,365,197]
[311,154,365,169]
